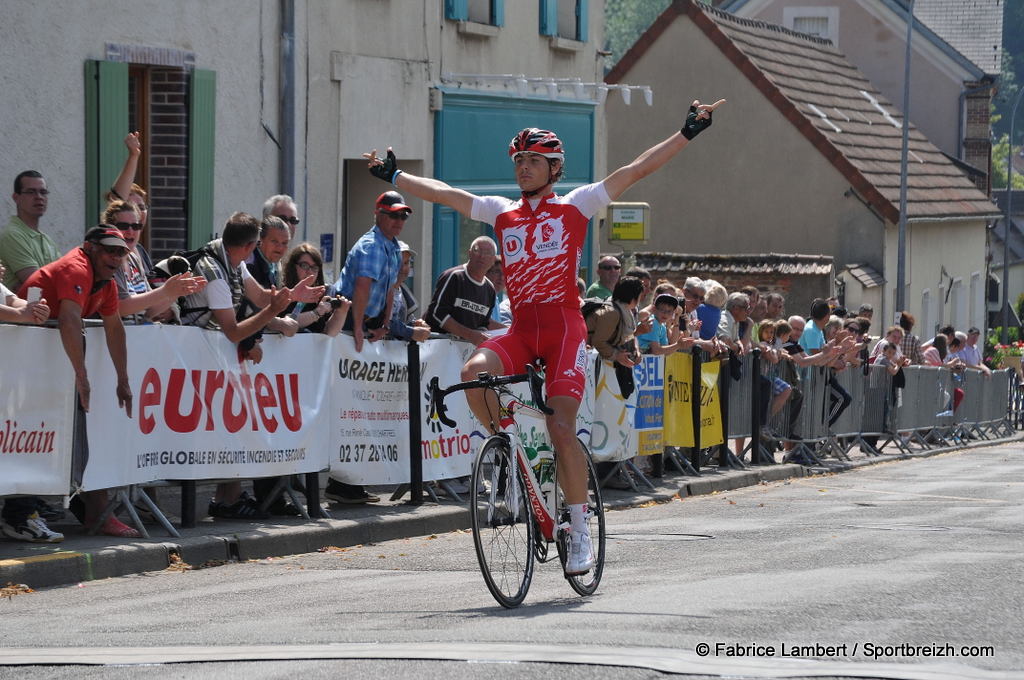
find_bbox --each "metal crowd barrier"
[705,351,1019,472]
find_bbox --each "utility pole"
[1001,87,1024,344]
[895,0,915,317]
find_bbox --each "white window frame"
[783,6,839,46]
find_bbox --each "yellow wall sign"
[609,202,649,241]
[662,353,724,448]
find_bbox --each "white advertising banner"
[420,342,599,479]
[419,338,481,482]
[588,357,637,463]
[81,325,334,491]
[0,326,75,496]
[328,335,412,485]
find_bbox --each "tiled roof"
[607,0,1002,224]
[990,191,1024,266]
[843,263,886,288]
[634,252,834,276]
[909,0,1003,76]
[989,217,1024,267]
[993,189,1024,217]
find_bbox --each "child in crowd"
[696,279,726,341]
[638,292,690,355]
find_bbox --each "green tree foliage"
[991,132,1024,189]
[604,0,674,67]
[992,1,1024,146]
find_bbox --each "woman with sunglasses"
[281,243,350,335]
[101,200,202,322]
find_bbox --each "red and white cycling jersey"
[471,182,610,314]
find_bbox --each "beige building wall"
[0,0,284,253]
[733,0,972,163]
[305,0,606,292]
[605,17,884,271]
[2,0,607,300]
[882,218,988,337]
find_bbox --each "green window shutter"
[539,0,557,35]
[188,69,216,249]
[493,0,505,26]
[445,0,468,20]
[432,207,460,282]
[577,0,588,41]
[84,60,129,232]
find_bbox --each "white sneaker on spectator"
[565,529,595,575]
[1,512,64,543]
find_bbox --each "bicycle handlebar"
[428,364,553,428]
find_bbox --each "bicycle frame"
[491,386,561,543]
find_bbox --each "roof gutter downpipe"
[279,0,296,200]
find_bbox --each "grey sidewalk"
[2,433,1018,591]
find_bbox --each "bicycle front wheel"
[471,436,535,608]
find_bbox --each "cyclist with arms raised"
[365,98,724,576]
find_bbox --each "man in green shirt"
[0,171,59,290]
[585,255,621,300]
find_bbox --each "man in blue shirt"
[331,191,408,352]
[798,298,829,354]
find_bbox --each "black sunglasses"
[114,221,144,231]
[100,244,129,256]
[379,211,410,221]
[599,264,621,270]
[275,215,300,226]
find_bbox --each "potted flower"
[990,341,1024,380]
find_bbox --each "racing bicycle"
[429,365,606,608]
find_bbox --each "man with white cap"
[388,240,430,342]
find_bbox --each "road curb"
[3,434,1019,590]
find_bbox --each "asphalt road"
[2,442,1021,680]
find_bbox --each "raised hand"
[290,274,326,303]
[681,99,726,140]
[125,131,142,157]
[162,272,202,300]
[269,285,293,314]
[364,147,401,183]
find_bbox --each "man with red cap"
[18,226,139,538]
[364,98,725,576]
[324,190,413,504]
[330,191,411,353]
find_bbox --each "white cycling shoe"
[564,529,595,575]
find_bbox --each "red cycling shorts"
[480,304,589,401]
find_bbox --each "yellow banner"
[662,353,724,448]
[637,429,663,456]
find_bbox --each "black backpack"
[581,296,612,324]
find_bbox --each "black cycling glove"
[369,149,401,184]
[681,105,713,140]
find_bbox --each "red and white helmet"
[508,128,564,162]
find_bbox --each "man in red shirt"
[364,98,725,575]
[20,226,137,537]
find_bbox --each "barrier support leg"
[691,350,703,473]
[306,472,329,518]
[749,349,763,465]
[131,485,180,538]
[625,458,656,491]
[180,480,196,529]
[406,340,423,506]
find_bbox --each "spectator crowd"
[0,134,1002,545]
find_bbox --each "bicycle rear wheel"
[471,436,535,608]
[557,439,606,596]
